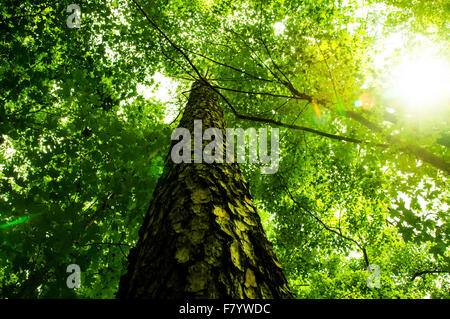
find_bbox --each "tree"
[117,80,291,298]
[0,0,448,299]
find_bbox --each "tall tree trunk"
[117,80,292,298]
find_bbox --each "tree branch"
[236,112,386,147]
[84,192,115,230]
[181,46,274,82]
[280,177,370,267]
[410,270,450,281]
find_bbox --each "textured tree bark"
[117,80,292,298]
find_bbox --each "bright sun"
[393,55,450,112]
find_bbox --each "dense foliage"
[0,0,448,298]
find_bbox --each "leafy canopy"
[0,0,448,298]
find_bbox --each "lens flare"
[0,216,29,229]
[0,213,42,230]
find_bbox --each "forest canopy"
[0,0,449,298]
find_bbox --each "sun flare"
[393,55,450,112]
